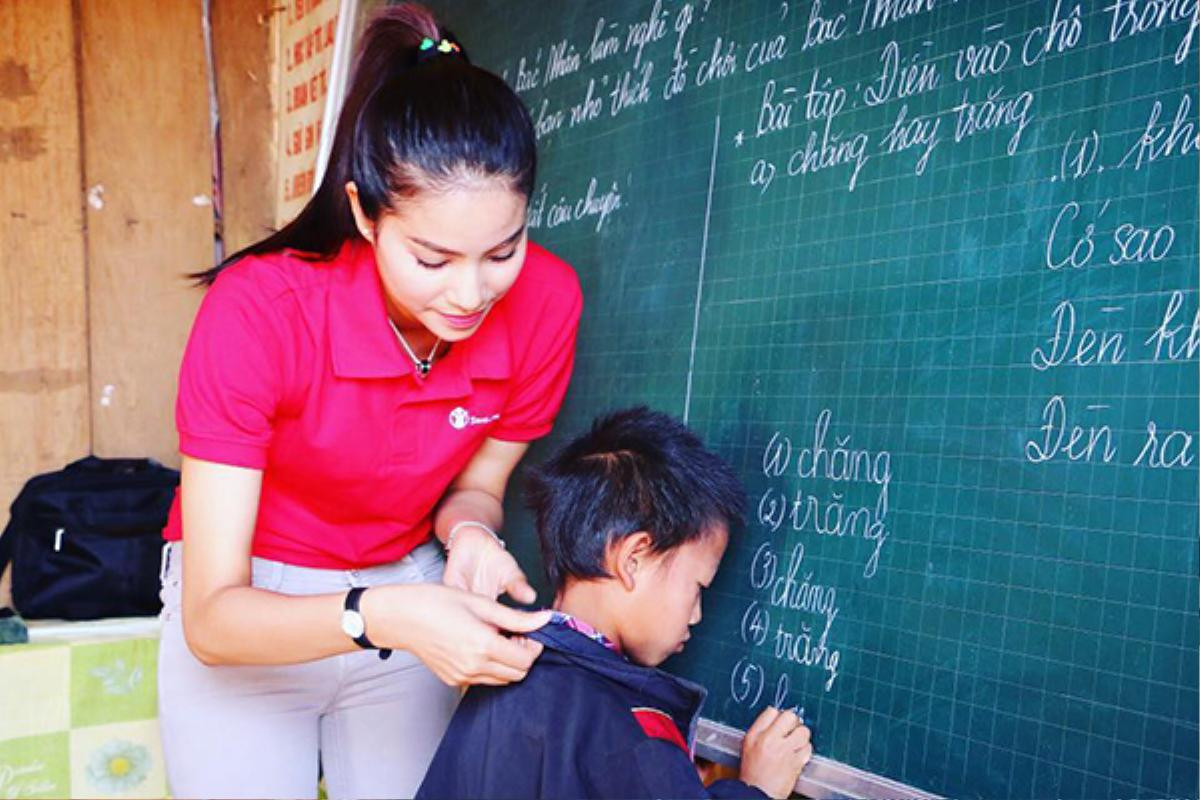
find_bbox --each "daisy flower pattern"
[86,739,151,793]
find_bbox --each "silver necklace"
[387,317,442,377]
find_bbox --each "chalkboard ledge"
[695,718,940,800]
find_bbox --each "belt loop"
[259,556,287,592]
[247,554,284,593]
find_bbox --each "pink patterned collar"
[549,610,622,655]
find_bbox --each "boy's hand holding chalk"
[739,705,813,799]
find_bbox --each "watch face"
[341,609,365,639]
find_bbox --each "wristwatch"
[342,587,392,660]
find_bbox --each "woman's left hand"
[443,526,537,604]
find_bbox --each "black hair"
[524,407,747,594]
[194,2,537,284]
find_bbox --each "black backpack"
[0,456,179,620]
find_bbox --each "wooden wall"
[213,1,277,255]
[0,0,90,518]
[1,0,278,602]
[79,1,213,463]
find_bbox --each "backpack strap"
[0,524,12,578]
[0,483,22,578]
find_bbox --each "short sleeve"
[491,274,583,442]
[175,269,286,469]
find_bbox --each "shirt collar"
[529,622,708,746]
[326,238,512,388]
[549,610,623,656]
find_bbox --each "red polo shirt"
[162,239,582,569]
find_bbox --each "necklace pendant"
[386,317,440,379]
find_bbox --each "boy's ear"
[611,532,654,591]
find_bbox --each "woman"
[157,4,582,798]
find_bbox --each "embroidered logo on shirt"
[449,407,500,430]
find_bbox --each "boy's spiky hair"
[524,406,746,593]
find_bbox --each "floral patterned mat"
[0,636,165,798]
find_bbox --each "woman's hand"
[365,582,551,686]
[434,438,534,601]
[442,525,537,604]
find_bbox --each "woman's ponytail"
[194,3,535,285]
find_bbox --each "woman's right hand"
[365,582,552,686]
[738,706,813,798]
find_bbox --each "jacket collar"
[530,620,708,750]
[325,239,512,393]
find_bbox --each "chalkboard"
[423,2,1199,798]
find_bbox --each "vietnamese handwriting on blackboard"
[499,1,1197,201]
[727,409,896,701]
[1046,90,1198,186]
[1030,293,1199,370]
[1025,101,1198,468]
[491,2,1198,763]
[1044,201,1179,271]
[1025,395,1197,468]
[748,541,842,690]
[527,174,627,233]
[759,411,893,580]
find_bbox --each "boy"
[418,407,813,799]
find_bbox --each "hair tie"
[417,36,462,63]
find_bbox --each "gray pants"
[157,541,459,800]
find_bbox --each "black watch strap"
[345,587,392,660]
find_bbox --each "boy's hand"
[443,526,538,604]
[739,706,812,798]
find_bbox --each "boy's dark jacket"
[417,620,768,799]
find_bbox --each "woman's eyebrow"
[408,224,527,257]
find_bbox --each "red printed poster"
[276,0,341,226]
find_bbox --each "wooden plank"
[0,0,90,516]
[79,0,211,465]
[213,0,278,254]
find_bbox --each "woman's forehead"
[387,181,527,250]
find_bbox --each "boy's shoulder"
[419,625,768,799]
[480,637,685,751]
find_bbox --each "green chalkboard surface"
[427,2,1198,797]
